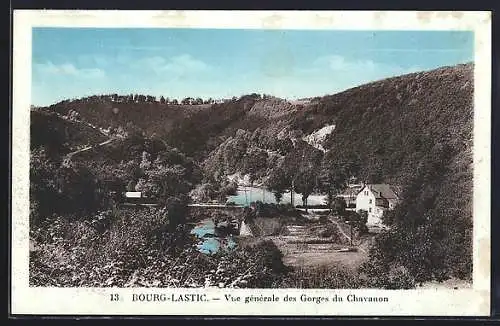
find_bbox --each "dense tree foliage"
[29,109,201,229]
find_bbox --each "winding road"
[53,111,120,162]
[66,139,115,158]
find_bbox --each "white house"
[355,184,400,226]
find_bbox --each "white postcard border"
[11,10,492,316]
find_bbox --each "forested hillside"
[32,62,474,284]
[30,109,108,156]
[30,109,202,227]
[43,95,209,145]
[302,63,474,282]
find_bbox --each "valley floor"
[29,208,471,289]
[251,213,471,290]
[261,213,371,269]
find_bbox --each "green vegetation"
[30,210,288,288]
[30,62,474,287]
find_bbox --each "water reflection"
[226,186,326,206]
[190,219,237,255]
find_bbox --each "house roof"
[366,184,399,200]
[339,187,361,197]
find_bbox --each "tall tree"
[294,165,317,212]
[265,166,288,204]
[242,148,268,186]
[320,151,360,210]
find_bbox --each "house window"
[369,208,372,213]
[369,199,372,204]
[364,190,368,195]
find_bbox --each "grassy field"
[261,214,372,270]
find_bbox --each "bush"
[359,255,416,289]
[30,216,291,288]
[29,207,196,287]
[249,202,301,218]
[317,224,343,243]
[165,196,188,232]
[277,265,366,289]
[333,197,347,215]
[253,217,287,236]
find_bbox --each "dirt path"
[328,217,352,242]
[65,139,115,162]
[327,217,368,253]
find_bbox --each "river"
[226,186,327,206]
[191,186,327,254]
[190,219,237,255]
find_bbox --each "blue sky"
[31,28,474,106]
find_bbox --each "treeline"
[59,94,206,105]
[40,93,296,161]
[54,92,280,107]
[292,63,473,186]
[46,97,189,142]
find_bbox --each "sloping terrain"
[31,109,109,156]
[43,96,203,144]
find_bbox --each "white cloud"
[35,61,105,79]
[329,56,376,72]
[134,54,211,75]
[313,55,419,75]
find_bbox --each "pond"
[190,219,237,255]
[226,186,327,206]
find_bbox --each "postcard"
[11,10,491,316]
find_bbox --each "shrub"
[359,256,416,289]
[277,265,366,289]
[253,217,287,236]
[165,196,188,232]
[317,224,343,243]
